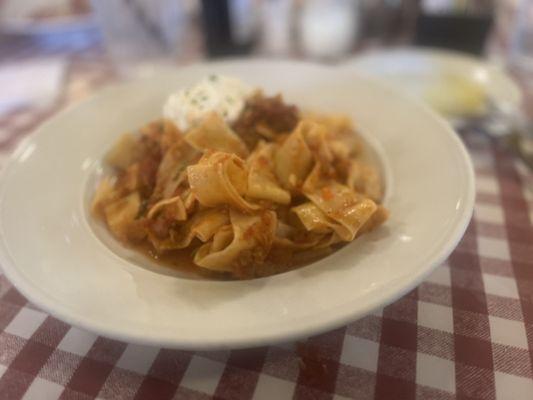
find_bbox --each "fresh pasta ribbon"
[194,209,277,274]
[298,120,334,168]
[92,176,119,218]
[273,119,343,191]
[147,195,187,221]
[291,202,352,241]
[151,140,199,201]
[187,151,259,212]
[305,183,377,241]
[274,122,313,190]
[103,191,142,242]
[185,112,249,158]
[105,133,142,170]
[148,208,229,252]
[303,112,363,157]
[302,164,378,241]
[247,141,291,205]
[346,160,383,202]
[272,219,325,250]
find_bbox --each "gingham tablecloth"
[1,53,533,400]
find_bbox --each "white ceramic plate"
[0,60,475,349]
[0,0,94,36]
[345,47,522,118]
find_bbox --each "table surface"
[0,36,533,400]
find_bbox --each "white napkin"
[0,58,66,114]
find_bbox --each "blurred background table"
[0,1,533,400]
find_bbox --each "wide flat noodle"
[299,121,334,168]
[303,165,377,241]
[182,188,197,214]
[292,202,352,240]
[271,220,325,250]
[303,112,353,136]
[159,119,183,152]
[187,151,259,212]
[358,205,389,236]
[105,133,142,170]
[185,112,249,158]
[274,121,313,189]
[194,209,276,273]
[247,142,291,204]
[147,195,187,221]
[268,218,337,274]
[306,184,377,241]
[303,112,363,157]
[346,160,383,202]
[116,163,141,194]
[92,177,119,218]
[152,141,199,201]
[148,208,229,252]
[104,191,142,242]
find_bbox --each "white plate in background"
[0,59,474,349]
[344,47,522,120]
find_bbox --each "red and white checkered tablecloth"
[1,55,533,400]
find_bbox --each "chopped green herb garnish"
[208,74,218,82]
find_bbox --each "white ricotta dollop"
[163,74,252,132]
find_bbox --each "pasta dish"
[91,75,388,279]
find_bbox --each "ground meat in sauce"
[232,93,299,149]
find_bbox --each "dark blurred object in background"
[415,14,493,55]
[415,0,494,55]
[200,0,232,57]
[201,0,255,58]
[359,0,418,45]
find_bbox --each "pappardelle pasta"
[92,76,388,279]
